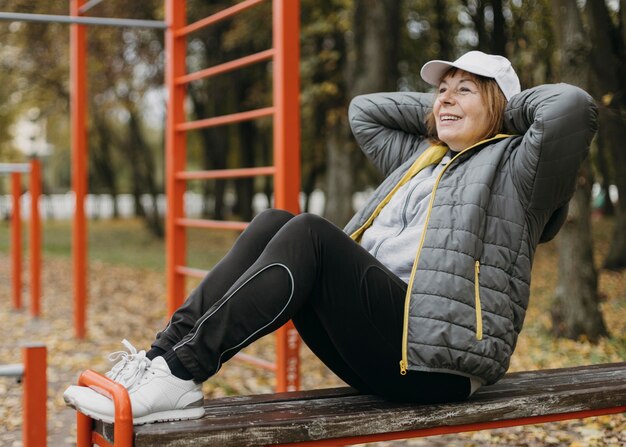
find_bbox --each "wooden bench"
[77,362,626,447]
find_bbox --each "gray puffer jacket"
[345,84,597,385]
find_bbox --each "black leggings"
[152,209,470,403]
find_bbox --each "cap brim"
[420,59,495,87]
[420,60,455,87]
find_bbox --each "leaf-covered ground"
[0,219,624,446]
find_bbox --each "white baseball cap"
[420,51,521,101]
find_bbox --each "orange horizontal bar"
[177,107,274,131]
[77,370,133,447]
[92,432,114,447]
[233,352,277,371]
[176,0,266,37]
[275,406,626,446]
[177,49,274,85]
[177,166,275,180]
[175,266,209,278]
[176,218,249,231]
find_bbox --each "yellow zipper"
[399,153,454,374]
[399,134,510,375]
[474,260,483,340]
[350,145,449,243]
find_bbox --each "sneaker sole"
[65,397,205,426]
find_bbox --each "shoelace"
[105,339,151,389]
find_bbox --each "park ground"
[0,217,624,446]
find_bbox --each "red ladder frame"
[165,0,302,392]
[2,160,42,317]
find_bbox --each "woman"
[64,51,597,425]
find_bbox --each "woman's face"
[433,70,491,152]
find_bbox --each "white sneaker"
[64,357,205,425]
[105,339,151,388]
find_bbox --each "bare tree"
[550,0,608,341]
[460,0,507,54]
[325,0,401,225]
[585,0,626,270]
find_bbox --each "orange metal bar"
[175,266,209,279]
[233,352,277,371]
[22,344,46,447]
[10,172,22,310]
[176,218,249,231]
[71,0,88,339]
[29,158,42,318]
[91,432,114,447]
[76,401,93,447]
[272,0,301,214]
[77,370,133,447]
[273,0,301,393]
[177,49,275,85]
[273,406,626,446]
[176,0,265,37]
[165,0,188,316]
[165,0,302,392]
[176,107,274,132]
[275,323,300,392]
[176,166,275,180]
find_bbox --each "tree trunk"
[594,123,615,217]
[491,0,507,55]
[234,120,256,221]
[584,0,626,270]
[126,106,164,237]
[91,113,120,218]
[325,119,356,226]
[433,0,453,60]
[599,106,626,269]
[461,0,488,51]
[190,91,229,220]
[550,0,608,340]
[324,0,401,226]
[551,165,608,341]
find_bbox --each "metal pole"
[0,363,24,377]
[272,0,301,214]
[22,344,47,447]
[77,370,133,447]
[71,0,88,339]
[165,0,188,316]
[29,158,42,318]
[11,172,22,310]
[0,163,30,173]
[0,11,166,29]
[273,0,301,393]
[78,0,105,14]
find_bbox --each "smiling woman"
[63,51,598,427]
[423,52,513,150]
[344,50,597,393]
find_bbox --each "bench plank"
[97,363,626,446]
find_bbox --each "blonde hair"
[426,68,507,146]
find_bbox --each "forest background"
[0,0,625,342]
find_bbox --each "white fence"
[0,189,376,221]
[2,185,615,221]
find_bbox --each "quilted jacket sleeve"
[348,92,434,177]
[504,83,598,212]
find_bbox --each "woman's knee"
[287,212,332,232]
[251,208,295,227]
[256,208,295,220]
[274,213,346,250]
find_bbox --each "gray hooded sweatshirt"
[344,84,597,385]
